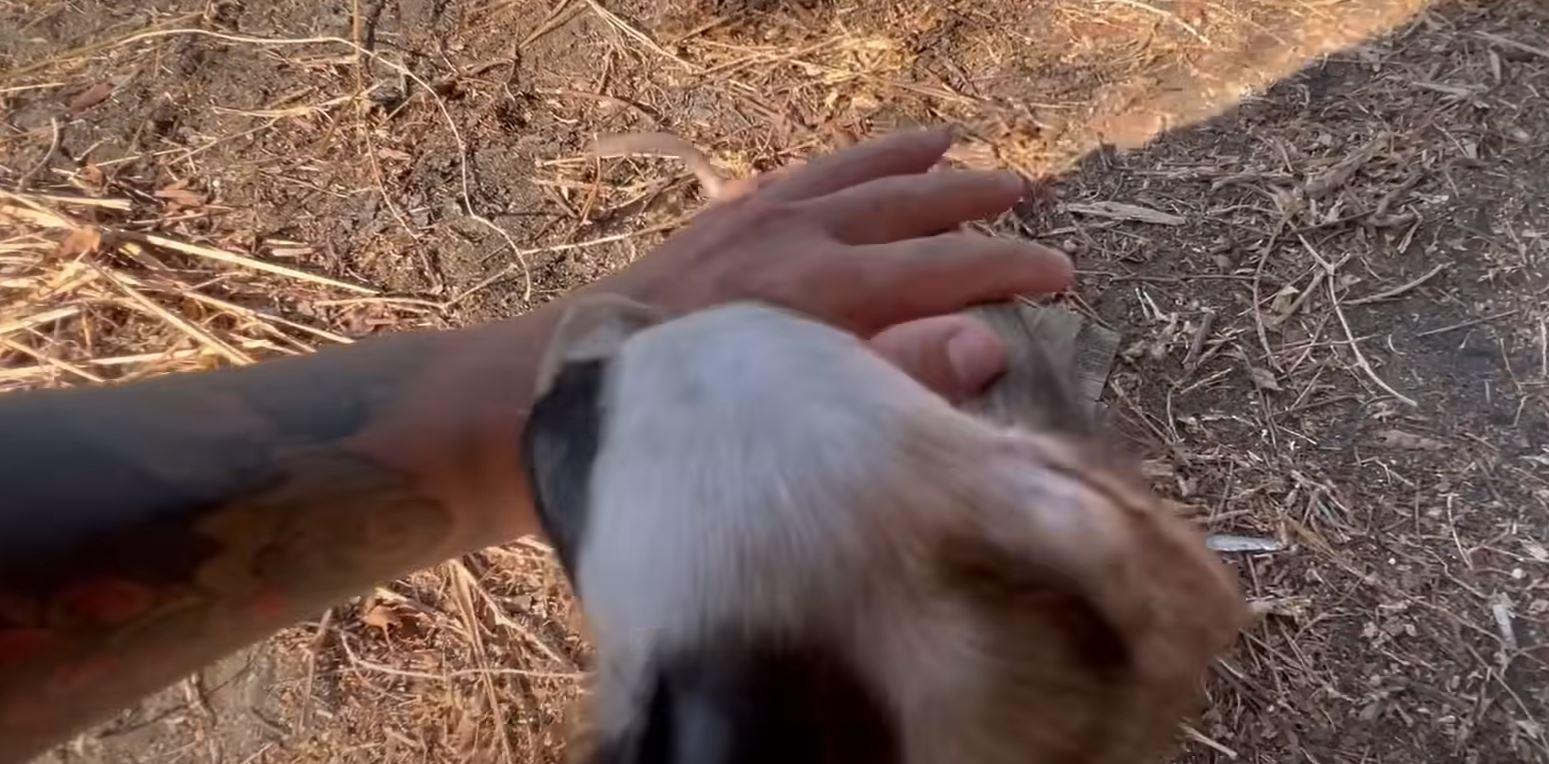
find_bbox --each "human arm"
[0,129,1071,758]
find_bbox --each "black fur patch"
[591,639,900,764]
[521,359,607,582]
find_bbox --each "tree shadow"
[1032,2,1547,760]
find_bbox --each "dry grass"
[0,192,395,388]
[3,0,1547,761]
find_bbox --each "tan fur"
[924,433,1245,763]
[537,301,1246,763]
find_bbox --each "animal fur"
[525,297,1246,764]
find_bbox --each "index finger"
[758,129,953,202]
[843,232,1074,333]
[805,169,1025,244]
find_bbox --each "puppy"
[523,296,1245,764]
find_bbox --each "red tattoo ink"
[57,579,154,626]
[0,628,55,667]
[251,588,288,622]
[51,653,119,694]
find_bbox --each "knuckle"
[697,199,853,312]
[731,265,807,307]
[738,197,807,231]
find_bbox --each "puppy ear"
[538,294,665,397]
[526,295,662,582]
[963,304,1112,434]
[947,433,1246,762]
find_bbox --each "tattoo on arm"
[0,333,474,759]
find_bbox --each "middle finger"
[803,169,1026,244]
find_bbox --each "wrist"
[349,305,565,552]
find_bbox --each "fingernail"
[946,325,1007,393]
[1001,171,1028,199]
[919,126,955,148]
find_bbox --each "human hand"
[590,129,1072,401]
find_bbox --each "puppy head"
[524,301,1245,764]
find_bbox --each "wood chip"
[67,82,114,115]
[1248,366,1282,392]
[154,181,206,209]
[361,603,404,631]
[1491,594,1518,651]
[1304,133,1386,197]
[56,227,102,258]
[1475,31,1549,61]
[1248,595,1313,619]
[1522,539,1548,563]
[1206,535,1285,553]
[1371,429,1447,451]
[1064,201,1186,226]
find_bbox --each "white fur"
[572,304,1115,757]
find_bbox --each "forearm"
[0,306,557,759]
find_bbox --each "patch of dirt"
[1049,5,1549,758]
[3,0,1547,761]
[30,645,309,764]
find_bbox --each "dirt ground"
[3,0,1547,761]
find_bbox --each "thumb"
[868,315,1007,403]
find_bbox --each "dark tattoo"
[0,334,464,760]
